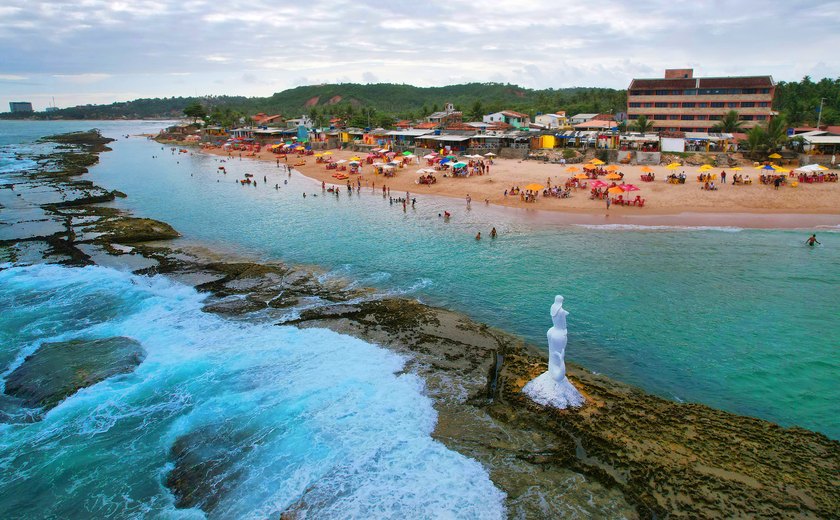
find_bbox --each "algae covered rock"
[4,336,145,411]
[95,217,180,243]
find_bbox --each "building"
[285,115,314,129]
[626,69,776,132]
[569,113,598,125]
[535,111,567,129]
[9,102,33,113]
[427,103,463,126]
[482,110,531,128]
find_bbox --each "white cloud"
[52,73,112,84]
[0,74,27,80]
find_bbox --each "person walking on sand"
[466,194,472,208]
[606,196,611,211]
[805,234,820,247]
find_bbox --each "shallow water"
[2,120,838,442]
[0,264,506,518]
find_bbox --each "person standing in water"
[491,227,497,239]
[806,234,821,246]
[475,231,481,240]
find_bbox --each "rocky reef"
[4,337,145,413]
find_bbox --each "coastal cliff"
[1,131,837,519]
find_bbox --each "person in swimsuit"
[806,234,820,246]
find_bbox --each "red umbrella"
[590,180,609,188]
[621,184,640,192]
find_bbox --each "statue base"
[523,372,584,409]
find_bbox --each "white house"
[570,113,598,125]
[286,115,314,129]
[535,112,568,129]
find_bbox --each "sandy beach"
[202,146,840,228]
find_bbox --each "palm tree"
[711,110,744,133]
[616,120,628,134]
[764,116,788,152]
[745,126,768,159]
[633,115,654,133]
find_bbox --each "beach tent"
[794,164,828,172]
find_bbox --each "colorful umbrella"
[641,166,654,173]
[607,186,624,195]
[525,183,545,191]
[484,152,496,157]
[699,164,713,171]
[574,173,589,180]
[452,162,467,168]
[762,164,776,171]
[403,150,413,156]
[590,180,609,188]
[566,166,580,173]
[666,163,681,170]
[768,153,782,159]
[605,165,619,171]
[605,173,622,180]
[589,158,605,165]
[621,184,641,192]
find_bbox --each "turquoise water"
[0,264,505,518]
[2,121,839,443]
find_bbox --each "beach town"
[159,69,840,226]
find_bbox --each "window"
[760,88,770,94]
[679,127,694,132]
[628,114,639,120]
[710,102,725,108]
[654,114,667,120]
[743,89,757,94]
[759,102,769,107]
[670,102,679,108]
[682,102,696,108]
[630,90,642,96]
[655,90,669,95]
[709,114,722,120]
[696,115,707,120]
[697,102,708,108]
[654,102,668,108]
[643,103,653,108]
[668,115,679,120]
[741,115,754,121]
[680,115,695,120]
[756,115,767,120]
[629,102,641,108]
[683,89,698,95]
[741,102,755,108]
[727,102,738,108]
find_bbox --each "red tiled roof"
[414,122,439,129]
[487,121,513,131]
[500,110,529,118]
[395,120,413,128]
[629,76,773,90]
[444,122,476,131]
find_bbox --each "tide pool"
[2,121,838,440]
[0,264,506,518]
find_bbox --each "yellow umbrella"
[776,168,790,174]
[605,165,619,171]
[817,165,829,170]
[574,173,588,180]
[768,153,782,159]
[524,183,545,191]
[731,167,743,171]
[699,164,713,171]
[666,162,681,170]
[771,164,786,171]
[607,186,624,195]
[314,153,323,157]
[322,151,333,155]
[565,166,580,173]
[589,158,605,165]
[606,173,622,180]
[641,166,654,173]
[350,156,361,161]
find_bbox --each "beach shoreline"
[199,145,840,229]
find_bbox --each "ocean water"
[2,120,839,445]
[0,264,506,518]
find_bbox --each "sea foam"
[0,264,505,519]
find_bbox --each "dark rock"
[94,217,180,243]
[4,337,145,412]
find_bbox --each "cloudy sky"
[2,0,839,110]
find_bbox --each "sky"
[1,0,839,110]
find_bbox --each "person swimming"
[806,234,821,247]
[475,232,481,240]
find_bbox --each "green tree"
[745,126,767,158]
[711,110,744,133]
[633,115,654,133]
[764,116,788,152]
[616,120,628,134]
[183,102,206,123]
[469,99,484,121]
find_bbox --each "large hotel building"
[626,69,776,133]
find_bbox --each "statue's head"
[550,295,565,317]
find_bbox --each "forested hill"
[5,78,839,127]
[6,83,627,123]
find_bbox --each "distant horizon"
[2,1,839,110]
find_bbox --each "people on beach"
[491,227,497,239]
[806,234,820,246]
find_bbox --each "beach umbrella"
[607,186,624,195]
[606,173,622,180]
[336,159,347,164]
[525,183,545,191]
[565,166,580,173]
[574,173,589,180]
[699,164,713,171]
[348,160,360,165]
[484,152,496,157]
[762,164,776,171]
[621,184,641,193]
[402,150,412,156]
[314,153,323,157]
[423,154,437,159]
[666,163,681,170]
[731,167,743,171]
[641,166,654,173]
[350,156,361,161]
[589,158,605,165]
[453,162,467,168]
[768,153,782,159]
[775,168,791,174]
[322,151,332,155]
[590,180,609,188]
[605,165,619,171]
